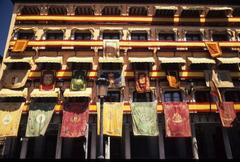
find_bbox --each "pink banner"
[163,102,191,137]
[219,102,236,128]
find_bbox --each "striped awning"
[188,57,216,64]
[30,88,60,98]
[158,57,186,64]
[35,57,63,64]
[0,88,27,98]
[129,57,155,63]
[63,88,92,97]
[4,57,33,65]
[67,57,93,63]
[217,57,240,64]
[99,57,124,63]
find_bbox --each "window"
[75,6,94,15]
[62,137,86,159]
[186,33,202,41]
[74,32,91,40]
[158,33,175,41]
[129,7,148,16]
[67,97,89,103]
[48,6,67,15]
[218,64,239,71]
[71,63,92,71]
[46,32,63,40]
[132,62,151,71]
[133,91,153,102]
[212,33,229,41]
[7,63,31,70]
[190,64,212,71]
[17,32,35,40]
[194,90,212,102]
[101,63,121,71]
[131,33,148,40]
[105,91,121,102]
[224,90,240,102]
[164,91,182,102]
[161,63,181,71]
[103,33,120,40]
[39,63,61,70]
[20,6,40,15]
[0,97,26,102]
[102,6,121,15]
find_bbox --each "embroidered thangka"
[103,40,120,57]
[131,102,159,136]
[2,70,30,89]
[0,102,23,137]
[219,102,236,128]
[61,102,89,137]
[40,70,56,91]
[163,102,191,137]
[97,102,123,136]
[70,70,86,91]
[135,72,150,93]
[205,42,222,58]
[25,102,55,137]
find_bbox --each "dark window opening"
[17,32,35,40]
[102,7,121,16]
[186,33,202,41]
[62,137,86,159]
[164,91,182,102]
[190,64,212,71]
[161,63,181,71]
[129,7,148,16]
[132,62,151,71]
[0,97,26,102]
[7,63,31,70]
[48,7,67,15]
[227,126,240,159]
[74,32,92,40]
[105,91,121,102]
[20,6,40,15]
[110,137,124,159]
[71,62,92,71]
[218,64,239,71]
[206,10,228,18]
[131,33,148,40]
[38,63,61,71]
[103,33,120,40]
[133,91,153,102]
[66,97,89,103]
[46,32,63,40]
[224,91,240,102]
[164,136,193,159]
[33,98,57,103]
[101,63,121,71]
[181,10,201,18]
[154,9,175,17]
[75,7,94,15]
[195,124,226,159]
[212,33,229,41]
[194,90,212,102]
[158,33,175,41]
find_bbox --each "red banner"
[163,102,191,137]
[135,72,150,93]
[60,102,89,137]
[40,70,56,91]
[219,102,236,128]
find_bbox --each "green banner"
[131,102,159,136]
[25,102,55,137]
[70,70,86,91]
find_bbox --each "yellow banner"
[0,102,23,137]
[205,42,222,58]
[97,102,123,136]
[167,75,179,88]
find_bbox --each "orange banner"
[205,42,222,58]
[12,40,28,52]
[167,75,179,88]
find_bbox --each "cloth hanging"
[163,102,191,137]
[61,102,89,137]
[135,72,150,93]
[102,71,124,88]
[1,70,30,89]
[70,70,87,91]
[25,102,55,137]
[103,40,120,57]
[131,102,159,136]
[166,71,179,88]
[39,70,56,91]
[0,102,23,137]
[97,102,123,136]
[12,40,28,52]
[219,102,236,128]
[205,42,222,58]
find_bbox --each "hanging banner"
[163,102,191,137]
[70,70,87,91]
[97,102,123,136]
[40,70,56,91]
[0,102,23,137]
[219,102,236,128]
[25,102,55,137]
[2,70,30,89]
[135,72,151,93]
[131,102,159,136]
[166,75,179,88]
[103,40,120,57]
[61,102,89,137]
[101,71,124,88]
[205,41,222,58]
[205,70,233,88]
[12,40,29,52]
